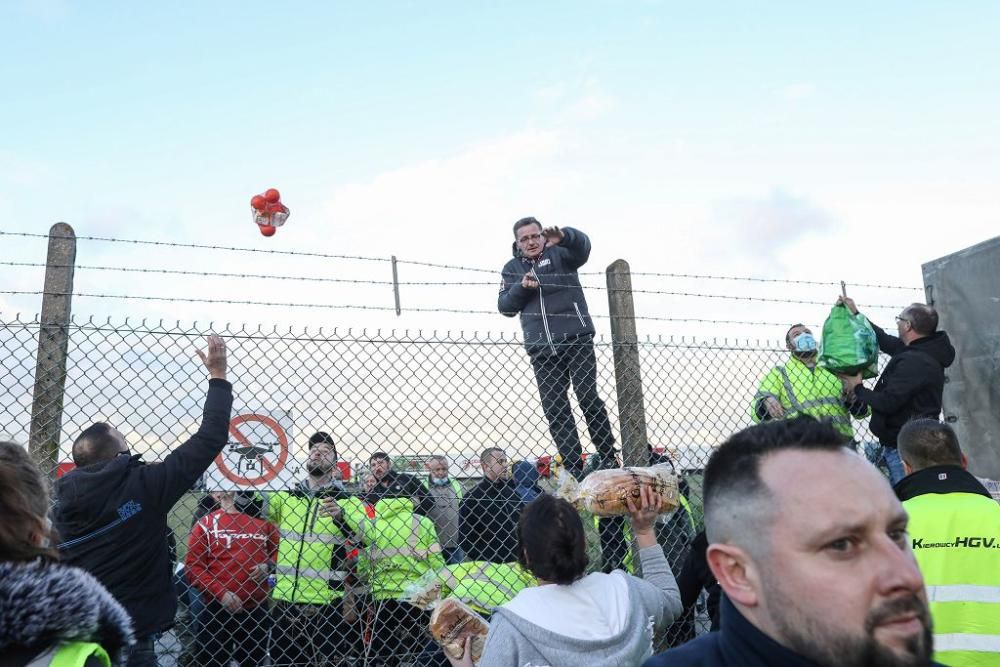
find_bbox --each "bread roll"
[429,598,490,661]
[561,464,679,517]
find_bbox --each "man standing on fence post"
[497,217,617,477]
[53,335,232,667]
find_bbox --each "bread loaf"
[560,464,679,517]
[429,598,490,661]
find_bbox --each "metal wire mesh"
[0,315,886,666]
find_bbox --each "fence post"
[606,259,648,468]
[29,223,76,478]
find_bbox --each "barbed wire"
[0,261,904,309]
[2,229,923,290]
[0,290,866,328]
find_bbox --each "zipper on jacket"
[531,267,556,354]
[573,302,586,327]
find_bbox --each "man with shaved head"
[838,298,955,485]
[644,417,940,666]
[895,419,1000,666]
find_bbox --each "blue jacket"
[512,460,541,504]
[54,379,234,639]
[498,227,596,357]
[643,596,944,667]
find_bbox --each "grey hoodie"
[478,546,682,667]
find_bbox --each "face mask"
[431,476,450,487]
[793,332,818,353]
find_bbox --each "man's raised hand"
[837,295,859,315]
[542,226,565,245]
[196,334,227,381]
[521,273,539,290]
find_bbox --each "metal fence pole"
[606,259,648,468]
[29,222,76,477]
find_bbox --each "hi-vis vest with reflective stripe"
[356,496,445,600]
[752,356,859,438]
[904,491,1000,666]
[268,490,366,604]
[27,642,110,667]
[439,561,535,615]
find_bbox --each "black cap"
[308,431,337,458]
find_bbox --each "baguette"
[559,464,679,517]
[429,598,490,662]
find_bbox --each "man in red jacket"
[186,489,278,667]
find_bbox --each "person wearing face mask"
[751,323,869,440]
[422,455,465,564]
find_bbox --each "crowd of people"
[1,218,997,667]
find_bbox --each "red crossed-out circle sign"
[215,413,290,485]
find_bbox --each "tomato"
[250,195,267,211]
[264,188,281,203]
[259,224,277,237]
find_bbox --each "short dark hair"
[72,422,121,468]
[513,217,542,237]
[518,494,588,585]
[0,441,59,562]
[898,419,963,470]
[308,431,337,458]
[785,323,807,345]
[704,417,851,551]
[369,451,391,464]
[903,303,938,336]
[480,447,505,465]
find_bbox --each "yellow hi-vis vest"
[33,642,110,667]
[356,497,446,600]
[596,493,695,574]
[751,356,864,439]
[268,489,367,604]
[422,477,464,500]
[904,490,1000,666]
[438,561,535,616]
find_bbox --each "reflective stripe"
[280,529,346,545]
[371,544,442,559]
[934,633,1000,653]
[800,397,844,409]
[469,566,517,599]
[927,584,1000,604]
[275,565,347,580]
[776,367,804,412]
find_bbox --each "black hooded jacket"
[853,324,955,448]
[497,227,596,357]
[53,379,233,639]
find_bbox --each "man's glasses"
[518,233,543,244]
[895,316,910,325]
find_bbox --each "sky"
[1,1,997,467]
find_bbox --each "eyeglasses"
[895,316,910,325]
[518,233,543,244]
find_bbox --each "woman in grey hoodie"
[447,486,683,667]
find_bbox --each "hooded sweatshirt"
[53,379,233,638]
[853,324,956,448]
[0,560,134,667]
[478,545,682,667]
[512,460,542,504]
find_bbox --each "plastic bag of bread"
[429,598,490,662]
[557,464,679,517]
[400,569,442,610]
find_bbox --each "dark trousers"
[367,599,430,666]
[196,600,269,667]
[530,336,615,473]
[270,599,359,666]
[124,637,157,667]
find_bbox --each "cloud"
[534,78,615,122]
[709,188,834,261]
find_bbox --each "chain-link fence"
[1,314,887,666]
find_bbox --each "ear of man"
[706,542,761,608]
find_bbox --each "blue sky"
[2,0,998,337]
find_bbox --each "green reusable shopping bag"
[818,304,879,378]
